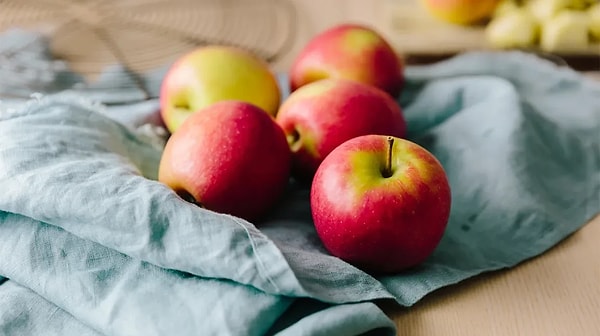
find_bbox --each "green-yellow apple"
[158,101,290,222]
[289,24,405,97]
[311,135,451,274]
[420,0,501,25]
[160,45,281,133]
[275,78,406,181]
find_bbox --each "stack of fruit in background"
[486,0,600,52]
[420,0,600,53]
[157,24,452,274]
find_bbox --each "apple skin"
[421,0,501,25]
[160,46,281,133]
[275,78,406,182]
[158,101,291,222]
[289,24,405,98]
[310,135,451,274]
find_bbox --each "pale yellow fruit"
[486,9,539,48]
[567,0,597,10]
[589,3,600,40]
[540,10,590,52]
[493,0,520,17]
[526,0,571,23]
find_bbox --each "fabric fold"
[0,281,103,336]
[0,98,306,297]
[0,212,292,336]
[267,299,396,336]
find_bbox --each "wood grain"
[381,215,600,336]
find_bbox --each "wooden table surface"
[281,0,600,335]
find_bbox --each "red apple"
[275,78,406,181]
[158,101,290,221]
[160,46,281,133]
[289,23,405,97]
[311,135,451,273]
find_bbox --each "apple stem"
[384,136,394,178]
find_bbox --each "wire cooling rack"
[0,0,297,99]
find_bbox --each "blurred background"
[0,0,598,89]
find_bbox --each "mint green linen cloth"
[0,29,598,335]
